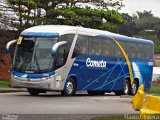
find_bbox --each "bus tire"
[130,80,138,95]
[87,91,105,95]
[115,91,122,96]
[61,78,76,96]
[28,88,40,96]
[122,80,130,95]
[115,80,130,96]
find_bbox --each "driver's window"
[55,45,67,69]
[54,34,75,69]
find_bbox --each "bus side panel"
[67,56,130,91]
[131,59,153,90]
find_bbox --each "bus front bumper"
[11,74,63,91]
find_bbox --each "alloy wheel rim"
[124,82,129,94]
[132,83,137,94]
[66,81,73,94]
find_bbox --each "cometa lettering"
[86,58,107,68]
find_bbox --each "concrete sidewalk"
[0,88,27,93]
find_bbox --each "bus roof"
[21,25,153,45]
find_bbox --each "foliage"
[91,116,125,120]
[118,13,137,36]
[134,11,160,33]
[4,0,124,31]
[1,1,160,53]
[118,11,160,54]
[46,7,123,32]
[134,11,160,54]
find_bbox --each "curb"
[0,88,27,93]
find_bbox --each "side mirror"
[6,40,17,53]
[51,41,67,56]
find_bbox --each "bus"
[6,25,154,96]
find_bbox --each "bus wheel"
[122,80,130,95]
[87,91,95,95]
[130,80,138,95]
[27,88,40,96]
[87,91,105,95]
[114,91,122,96]
[61,78,76,96]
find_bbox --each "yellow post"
[132,85,144,110]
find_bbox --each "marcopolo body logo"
[86,58,107,68]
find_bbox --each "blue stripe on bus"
[21,31,59,37]
[11,70,55,79]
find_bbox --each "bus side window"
[60,34,74,51]
[115,43,123,58]
[126,42,137,59]
[55,45,67,69]
[72,46,81,58]
[101,39,114,57]
[137,43,146,60]
[88,37,101,56]
[146,44,153,59]
[72,35,88,58]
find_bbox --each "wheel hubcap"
[66,81,73,94]
[132,83,137,94]
[124,83,129,94]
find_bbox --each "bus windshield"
[13,36,58,73]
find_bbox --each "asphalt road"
[0,91,138,120]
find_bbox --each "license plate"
[25,83,32,87]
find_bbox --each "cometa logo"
[86,58,107,68]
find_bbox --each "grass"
[91,115,160,120]
[91,114,139,120]
[0,80,9,88]
[91,116,127,120]
[147,86,160,94]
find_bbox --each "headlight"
[12,74,17,78]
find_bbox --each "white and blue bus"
[6,25,154,96]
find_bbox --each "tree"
[118,13,137,36]
[6,0,38,30]
[133,11,160,54]
[46,7,123,32]
[5,0,124,31]
[134,11,160,34]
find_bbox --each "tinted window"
[101,39,115,57]
[78,35,88,54]
[59,34,75,52]
[137,43,146,60]
[72,35,88,58]
[55,45,67,69]
[115,41,126,58]
[55,34,75,68]
[88,37,101,55]
[126,42,137,59]
[146,44,153,59]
